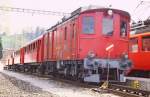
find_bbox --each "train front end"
[78,7,132,83]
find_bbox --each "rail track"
[92,82,150,97]
[4,70,98,88]
[35,73,150,97]
[4,70,150,97]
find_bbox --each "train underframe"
[127,70,150,78]
[5,58,131,83]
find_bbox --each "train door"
[36,41,40,62]
[56,28,62,60]
[43,34,46,61]
[79,13,96,58]
[70,21,76,59]
[48,32,52,60]
[52,29,57,60]
[20,48,24,64]
[37,39,43,62]
[58,28,63,60]
[63,26,68,59]
[43,33,49,61]
[67,24,72,60]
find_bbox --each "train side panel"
[14,50,20,64]
[37,37,44,62]
[129,52,150,70]
[129,32,150,71]
[20,48,24,64]
[24,45,37,63]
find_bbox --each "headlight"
[124,54,128,59]
[108,9,113,16]
[87,51,96,58]
[122,52,128,59]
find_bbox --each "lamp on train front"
[87,51,96,59]
[107,9,113,16]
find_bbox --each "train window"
[120,21,127,37]
[72,24,75,38]
[35,43,36,48]
[28,45,30,52]
[142,36,150,51]
[82,16,94,34]
[39,40,41,45]
[29,45,31,51]
[130,38,138,53]
[33,43,36,49]
[36,42,38,47]
[26,47,27,52]
[25,47,26,52]
[31,44,33,50]
[16,51,20,55]
[33,43,35,49]
[30,45,32,51]
[64,27,67,40]
[102,17,113,35]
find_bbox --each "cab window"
[142,36,150,51]
[82,16,94,34]
[64,27,67,40]
[102,17,113,35]
[130,38,138,53]
[120,21,127,37]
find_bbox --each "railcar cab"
[78,7,131,82]
[79,7,130,59]
[129,32,150,78]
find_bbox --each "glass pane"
[130,38,138,53]
[82,16,94,34]
[64,27,67,40]
[120,21,127,37]
[102,18,113,35]
[142,36,150,51]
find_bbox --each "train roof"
[131,19,150,33]
[15,6,131,52]
[80,7,130,18]
[23,35,43,48]
[47,6,130,32]
[130,31,150,38]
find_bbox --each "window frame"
[72,24,75,38]
[64,27,67,40]
[142,35,150,52]
[102,16,114,36]
[120,20,127,37]
[129,37,139,53]
[82,16,95,34]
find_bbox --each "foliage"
[1,26,45,50]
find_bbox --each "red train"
[128,32,150,78]
[6,7,132,83]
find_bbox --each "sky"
[0,0,150,34]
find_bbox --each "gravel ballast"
[0,70,120,97]
[0,72,57,97]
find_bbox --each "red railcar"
[13,50,21,65]
[128,32,150,78]
[6,6,131,83]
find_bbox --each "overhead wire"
[0,6,70,16]
[132,0,150,21]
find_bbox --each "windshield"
[82,16,94,34]
[130,38,138,53]
[120,21,127,37]
[142,36,150,51]
[102,17,113,36]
